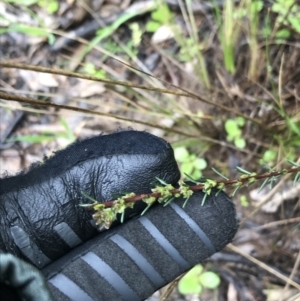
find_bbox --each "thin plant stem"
[84,166,300,210]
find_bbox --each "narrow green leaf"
[201,193,208,206]
[269,176,276,189]
[215,189,223,196]
[294,172,300,186]
[232,185,241,196]
[4,0,39,5]
[121,211,125,223]
[163,197,175,207]
[287,159,300,167]
[141,203,152,216]
[211,167,229,180]
[182,197,190,208]
[236,166,252,175]
[258,177,269,193]
[81,191,98,203]
[184,173,199,184]
[155,177,168,186]
[78,203,94,207]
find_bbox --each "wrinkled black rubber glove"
[0,130,180,265]
[0,130,238,301]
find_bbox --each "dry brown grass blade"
[0,61,184,95]
[279,249,300,301]
[0,61,264,126]
[0,92,192,137]
[254,217,300,230]
[227,244,300,291]
[0,91,257,152]
[159,277,183,301]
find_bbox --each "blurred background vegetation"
[0,0,300,300]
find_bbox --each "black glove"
[0,253,53,301]
[0,130,238,301]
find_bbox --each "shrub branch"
[80,164,300,230]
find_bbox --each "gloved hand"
[0,130,238,301]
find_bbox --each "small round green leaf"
[174,147,190,162]
[46,1,59,14]
[194,158,207,170]
[181,162,193,175]
[263,149,277,162]
[225,119,239,135]
[178,276,202,295]
[240,195,249,207]
[187,265,203,276]
[178,265,203,295]
[151,4,172,23]
[276,29,291,38]
[191,169,202,180]
[189,154,196,160]
[236,117,245,126]
[146,21,160,32]
[234,137,246,149]
[199,271,220,289]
